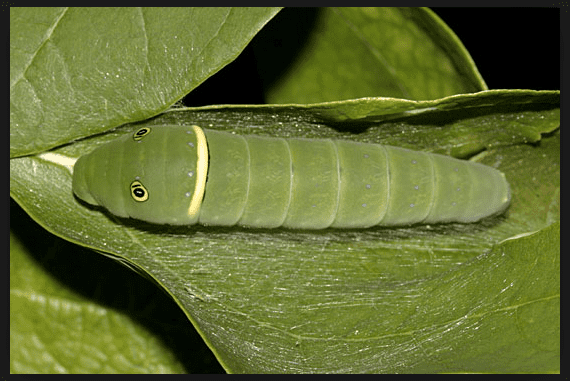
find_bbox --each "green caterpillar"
[72,125,511,229]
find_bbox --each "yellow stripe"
[188,125,208,217]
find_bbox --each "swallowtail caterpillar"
[72,125,511,229]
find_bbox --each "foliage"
[10,7,559,373]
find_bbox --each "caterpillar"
[72,125,511,229]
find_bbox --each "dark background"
[184,7,561,107]
[431,7,560,91]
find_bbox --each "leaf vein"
[10,7,69,91]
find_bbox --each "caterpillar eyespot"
[133,127,151,141]
[130,180,149,202]
[72,125,511,229]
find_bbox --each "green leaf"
[10,7,281,157]
[253,7,486,104]
[11,91,559,373]
[409,222,560,373]
[10,7,559,374]
[10,225,209,373]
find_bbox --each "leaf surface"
[10,91,560,373]
[10,7,280,157]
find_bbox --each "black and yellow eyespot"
[130,180,149,202]
[133,127,151,141]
